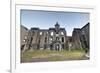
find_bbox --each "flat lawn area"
[21,50,89,63]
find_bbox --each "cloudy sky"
[21,9,90,36]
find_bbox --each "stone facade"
[21,22,89,51]
[80,23,89,51]
[72,23,89,51]
[21,25,28,50]
[72,28,82,49]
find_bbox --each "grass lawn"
[21,49,89,63]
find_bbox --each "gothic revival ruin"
[21,22,89,51]
[72,23,89,51]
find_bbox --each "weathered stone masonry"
[21,22,89,51]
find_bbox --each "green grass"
[21,49,88,63]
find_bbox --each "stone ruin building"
[21,22,89,51]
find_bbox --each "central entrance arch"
[55,43,61,51]
[55,44,59,50]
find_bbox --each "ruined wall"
[30,28,40,50]
[39,30,49,50]
[21,22,89,51]
[72,28,82,49]
[21,25,28,50]
[72,23,89,50]
[80,23,89,50]
[22,22,67,51]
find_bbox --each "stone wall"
[72,28,82,49]
[21,22,89,51]
[80,23,89,51]
[20,25,28,50]
[72,23,89,50]
[22,22,67,51]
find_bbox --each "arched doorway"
[55,44,60,51]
